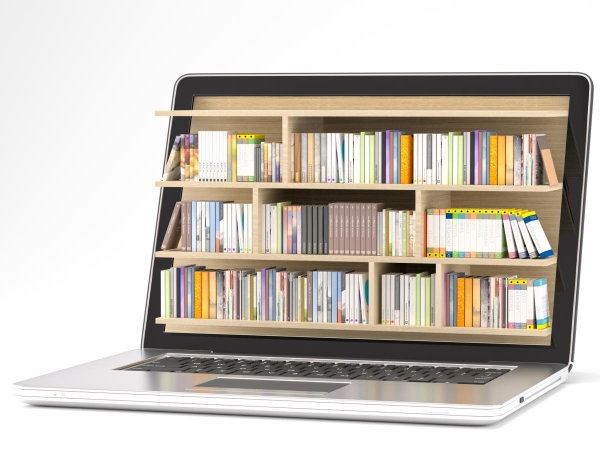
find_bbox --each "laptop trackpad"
[194,377,347,394]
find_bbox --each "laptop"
[13,73,593,425]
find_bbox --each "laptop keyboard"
[126,356,510,384]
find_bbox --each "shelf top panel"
[157,250,558,267]
[155,181,563,192]
[156,109,568,118]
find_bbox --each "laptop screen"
[145,75,591,364]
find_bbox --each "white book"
[326,133,332,183]
[420,277,426,326]
[320,133,326,183]
[495,211,505,258]
[533,278,550,329]
[445,209,453,257]
[314,134,321,183]
[452,210,459,258]
[423,133,433,184]
[439,209,446,257]
[347,273,353,323]
[403,274,412,325]
[432,209,439,256]
[398,274,405,326]
[416,134,422,184]
[364,133,370,184]
[382,274,388,324]
[413,134,418,184]
[347,133,354,183]
[344,273,349,323]
[464,132,471,185]
[196,201,203,252]
[223,204,229,253]
[389,211,395,256]
[199,201,205,252]
[524,213,553,258]
[336,133,343,183]
[398,211,404,256]
[476,211,484,257]
[352,134,360,184]
[441,134,449,185]
[526,280,535,329]
[452,134,459,185]
[482,211,490,258]
[470,210,477,259]
[375,132,382,184]
[408,275,416,326]
[270,205,277,254]
[248,204,252,253]
[256,274,261,320]
[242,203,248,253]
[262,204,267,254]
[436,133,443,184]
[431,133,438,185]
[464,210,471,257]
[344,133,350,184]
[457,210,465,258]
[160,270,166,318]
[510,214,527,258]
[517,214,538,258]
[395,210,401,256]
[221,131,227,181]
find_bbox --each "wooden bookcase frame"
[153,94,568,346]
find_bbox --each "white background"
[2,0,599,447]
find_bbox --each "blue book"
[312,272,318,322]
[187,266,194,318]
[482,132,488,185]
[209,202,216,252]
[180,267,186,318]
[331,271,338,323]
[191,202,197,252]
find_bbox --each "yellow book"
[307,133,315,183]
[201,271,210,319]
[465,277,473,327]
[194,271,202,318]
[209,271,217,319]
[400,134,413,184]
[498,135,506,185]
[489,135,498,185]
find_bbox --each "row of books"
[381,272,435,326]
[161,201,253,253]
[162,133,283,182]
[424,208,553,259]
[261,202,418,256]
[160,265,369,324]
[290,131,556,186]
[443,273,550,329]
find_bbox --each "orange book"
[465,277,473,327]
[497,135,506,185]
[472,277,481,327]
[209,271,217,319]
[201,271,210,319]
[294,133,301,182]
[194,270,203,318]
[263,142,269,182]
[505,135,514,185]
[457,277,466,327]
[400,134,413,184]
[489,135,498,185]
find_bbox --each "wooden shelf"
[156,109,567,118]
[156,181,563,192]
[155,317,552,345]
[157,250,558,267]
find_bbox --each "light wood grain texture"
[157,181,563,192]
[157,250,558,266]
[168,94,569,112]
[155,317,551,345]
[157,109,567,118]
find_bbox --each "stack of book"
[443,273,550,329]
[160,266,369,324]
[381,272,435,326]
[425,208,553,259]
[378,209,417,256]
[161,201,252,253]
[290,131,556,186]
[262,202,385,256]
[162,132,282,182]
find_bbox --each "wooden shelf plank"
[156,250,557,267]
[156,109,568,118]
[155,317,551,344]
[156,180,563,193]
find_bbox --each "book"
[161,202,182,250]
[537,134,559,185]
[162,135,181,181]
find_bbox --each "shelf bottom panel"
[155,318,551,345]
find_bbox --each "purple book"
[474,130,481,185]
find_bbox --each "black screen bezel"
[142,73,592,366]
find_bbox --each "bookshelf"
[155,94,567,346]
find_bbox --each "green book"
[425,276,431,326]
[276,201,291,253]
[369,133,376,184]
[416,271,428,326]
